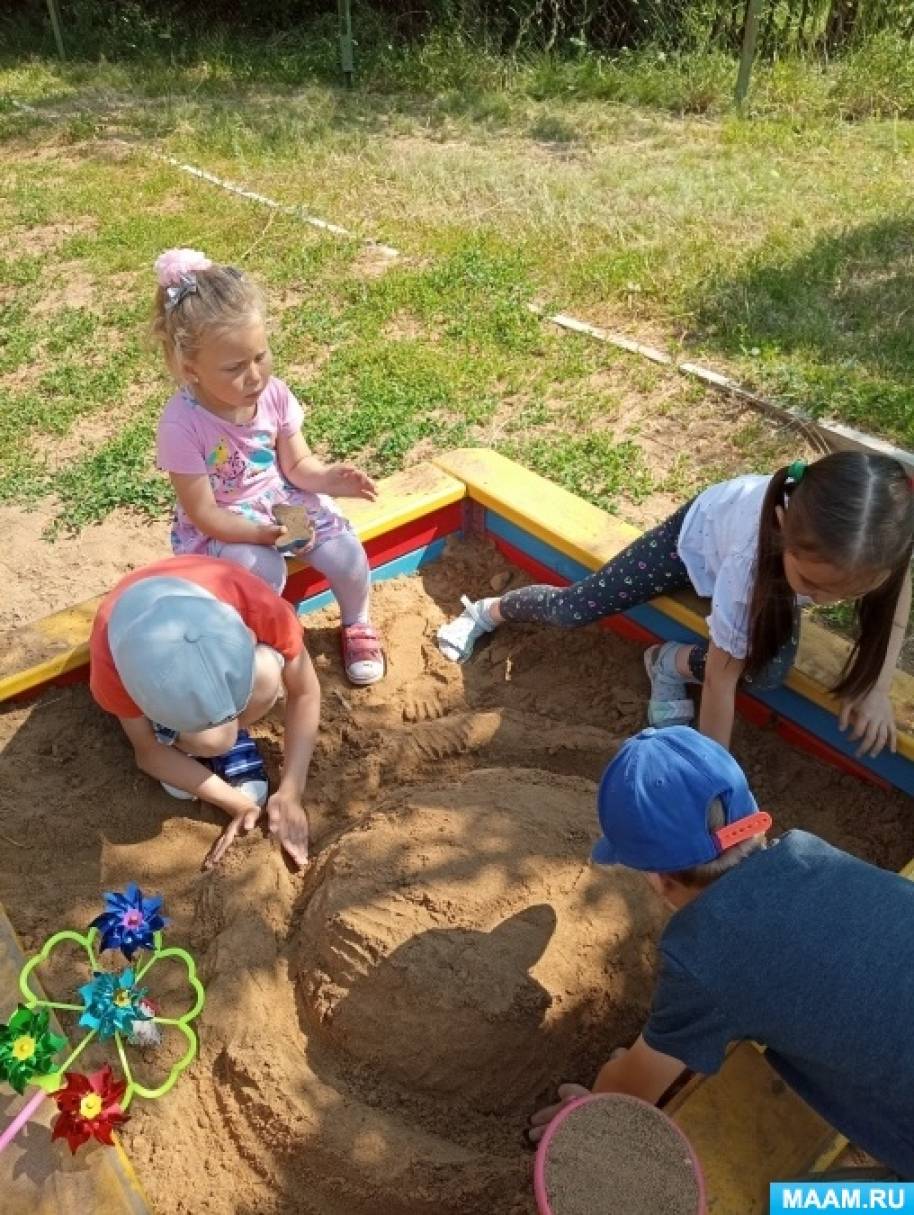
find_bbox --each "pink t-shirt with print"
[156,377,345,555]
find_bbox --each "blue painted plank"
[296,538,447,617]
[485,510,914,796]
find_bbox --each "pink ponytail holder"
[154,248,212,288]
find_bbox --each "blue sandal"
[160,730,268,807]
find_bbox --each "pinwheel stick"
[0,1031,96,1157]
[0,1088,45,1153]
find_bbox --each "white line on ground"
[538,310,914,471]
[10,96,913,469]
[153,153,400,258]
[10,99,399,258]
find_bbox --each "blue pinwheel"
[78,970,150,1040]
[0,881,205,1163]
[90,884,167,960]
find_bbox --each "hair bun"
[154,248,212,288]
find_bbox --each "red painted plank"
[285,503,463,604]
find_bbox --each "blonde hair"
[668,799,767,888]
[150,254,266,378]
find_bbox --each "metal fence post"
[338,0,354,87]
[45,0,66,59]
[734,0,765,110]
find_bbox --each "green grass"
[55,415,172,532]
[501,434,653,513]
[1,27,912,539]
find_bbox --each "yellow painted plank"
[434,448,914,757]
[0,641,91,702]
[0,461,467,706]
[668,1043,837,1213]
[326,459,465,543]
[434,447,642,569]
[0,904,151,1215]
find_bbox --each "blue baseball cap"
[108,576,255,734]
[592,727,771,872]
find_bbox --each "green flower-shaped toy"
[0,884,205,1157]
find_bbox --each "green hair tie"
[786,460,807,484]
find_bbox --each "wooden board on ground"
[666,1044,840,1214]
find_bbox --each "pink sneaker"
[341,623,385,686]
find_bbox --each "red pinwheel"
[51,1065,129,1154]
[0,881,203,1163]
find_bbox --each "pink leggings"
[208,530,371,626]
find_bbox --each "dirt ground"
[1,539,913,1215]
[0,501,169,634]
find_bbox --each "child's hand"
[319,463,378,502]
[528,1083,590,1144]
[257,521,288,546]
[839,688,897,757]
[201,800,264,871]
[266,790,310,869]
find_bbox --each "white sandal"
[643,643,694,727]
[436,595,496,663]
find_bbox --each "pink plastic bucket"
[533,1092,707,1215]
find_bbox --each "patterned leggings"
[499,501,798,689]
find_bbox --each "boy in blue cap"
[90,555,319,871]
[530,726,914,1178]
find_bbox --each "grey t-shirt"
[643,830,914,1176]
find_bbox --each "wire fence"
[353,1,914,56]
[29,0,914,104]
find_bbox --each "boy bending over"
[531,726,914,1178]
[90,555,319,870]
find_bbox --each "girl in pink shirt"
[151,248,384,685]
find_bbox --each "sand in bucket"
[537,1094,704,1215]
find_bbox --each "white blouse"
[677,474,804,659]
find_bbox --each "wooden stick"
[735,0,765,109]
[45,0,65,60]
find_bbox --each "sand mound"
[297,769,662,1116]
[188,768,663,1215]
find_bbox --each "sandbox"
[2,533,914,1215]
[3,452,914,1215]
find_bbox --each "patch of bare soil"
[0,501,169,634]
